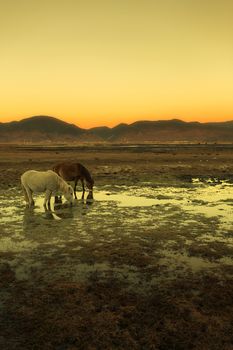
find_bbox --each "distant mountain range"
[1,115,233,143]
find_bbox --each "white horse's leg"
[44,190,52,210]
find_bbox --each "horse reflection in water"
[86,191,94,204]
[53,162,94,199]
[53,200,74,219]
[22,207,56,232]
[53,191,94,219]
[23,202,74,231]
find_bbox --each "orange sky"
[0,0,233,128]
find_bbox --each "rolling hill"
[0,116,97,143]
[1,115,233,143]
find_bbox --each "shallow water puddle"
[0,180,233,286]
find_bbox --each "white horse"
[21,170,74,209]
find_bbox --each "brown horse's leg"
[74,179,78,199]
[81,179,85,198]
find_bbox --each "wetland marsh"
[0,144,233,349]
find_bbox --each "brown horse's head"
[86,178,94,191]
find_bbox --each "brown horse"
[52,162,94,199]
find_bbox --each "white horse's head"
[63,184,74,205]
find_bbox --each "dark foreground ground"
[0,143,233,350]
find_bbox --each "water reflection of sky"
[107,181,233,226]
[0,180,233,283]
[94,181,233,232]
[1,179,233,234]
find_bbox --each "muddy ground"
[0,143,233,350]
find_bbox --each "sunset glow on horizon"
[0,0,233,128]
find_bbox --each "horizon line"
[1,115,233,129]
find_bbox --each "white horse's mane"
[57,175,69,193]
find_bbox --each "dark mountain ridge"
[0,115,233,143]
[1,116,84,135]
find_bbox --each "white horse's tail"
[21,183,29,203]
[21,174,34,206]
